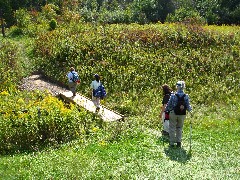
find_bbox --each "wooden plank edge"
[59,92,125,122]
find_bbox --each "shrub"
[0,40,26,91]
[166,7,206,25]
[41,3,59,21]
[33,23,240,107]
[0,91,95,154]
[15,9,31,28]
[49,19,57,30]
[8,26,24,36]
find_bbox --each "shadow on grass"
[157,135,169,146]
[164,146,192,163]
[157,136,192,163]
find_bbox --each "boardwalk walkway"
[60,91,124,122]
[20,74,124,122]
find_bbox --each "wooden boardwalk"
[60,91,124,122]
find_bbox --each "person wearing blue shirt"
[165,81,192,148]
[90,74,101,112]
[67,67,79,97]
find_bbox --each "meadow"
[0,20,239,179]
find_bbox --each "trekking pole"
[189,112,193,152]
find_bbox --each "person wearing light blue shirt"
[165,81,192,148]
[90,74,101,112]
[67,67,79,97]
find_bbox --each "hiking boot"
[176,142,181,148]
[162,130,169,136]
[96,107,100,112]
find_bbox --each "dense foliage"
[0,38,33,92]
[0,37,99,154]
[33,22,240,108]
[1,0,240,27]
[0,90,96,153]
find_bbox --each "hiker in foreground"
[67,67,80,97]
[159,84,172,136]
[165,81,192,148]
[90,74,106,112]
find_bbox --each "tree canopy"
[1,0,239,26]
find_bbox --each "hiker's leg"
[96,97,100,108]
[92,96,98,107]
[176,115,186,143]
[162,114,169,133]
[169,111,177,145]
[68,82,76,95]
[72,83,77,96]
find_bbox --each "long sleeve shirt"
[67,71,78,82]
[165,90,192,112]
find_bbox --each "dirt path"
[19,74,67,96]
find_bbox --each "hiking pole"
[189,112,193,152]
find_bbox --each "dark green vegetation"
[1,0,240,27]
[0,3,240,179]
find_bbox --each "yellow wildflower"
[17,98,25,104]
[18,113,27,119]
[99,140,107,146]
[0,91,9,96]
[92,127,99,132]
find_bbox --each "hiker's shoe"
[96,107,100,112]
[162,130,169,136]
[176,142,181,148]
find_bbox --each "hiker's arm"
[185,95,192,112]
[165,95,174,112]
[160,104,167,118]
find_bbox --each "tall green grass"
[0,104,239,179]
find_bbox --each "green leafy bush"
[0,39,29,92]
[166,7,206,25]
[0,37,98,154]
[15,8,31,28]
[49,19,57,30]
[33,23,240,107]
[0,90,95,154]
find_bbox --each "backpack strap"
[175,93,185,99]
[70,71,74,81]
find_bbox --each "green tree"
[0,0,13,26]
[166,7,205,24]
[219,0,240,24]
[194,0,220,25]
[155,0,175,22]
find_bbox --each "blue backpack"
[71,72,80,83]
[93,83,107,98]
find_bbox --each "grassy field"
[0,104,239,179]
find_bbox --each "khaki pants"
[68,82,77,96]
[92,95,100,108]
[169,111,186,145]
